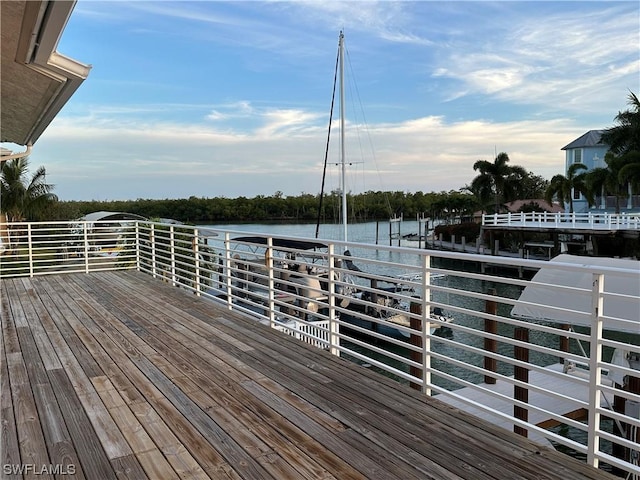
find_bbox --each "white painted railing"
[0,220,138,277]
[483,211,640,230]
[1,220,639,477]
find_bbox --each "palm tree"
[600,91,640,209]
[470,152,527,214]
[584,153,628,213]
[600,91,640,156]
[1,157,57,222]
[618,151,640,192]
[544,163,589,213]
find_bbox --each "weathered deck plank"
[0,271,615,480]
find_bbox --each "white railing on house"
[1,220,639,478]
[483,211,640,230]
[0,220,138,277]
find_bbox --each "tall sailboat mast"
[339,31,348,244]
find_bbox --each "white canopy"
[511,254,640,334]
[78,211,147,222]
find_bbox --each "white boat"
[511,254,639,334]
[511,254,639,384]
[71,211,145,257]
[318,32,453,337]
[228,235,352,314]
[226,33,454,337]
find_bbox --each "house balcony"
[1,220,638,479]
[482,211,640,234]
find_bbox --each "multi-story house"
[561,130,638,212]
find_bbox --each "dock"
[436,363,615,447]
[0,271,614,479]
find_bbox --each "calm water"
[202,220,630,374]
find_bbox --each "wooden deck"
[0,271,614,479]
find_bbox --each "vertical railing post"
[267,239,276,329]
[328,244,340,357]
[83,221,90,273]
[422,254,431,395]
[135,222,140,271]
[27,223,34,277]
[170,226,176,286]
[150,224,156,278]
[224,233,233,310]
[587,272,605,469]
[193,228,201,296]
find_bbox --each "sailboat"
[225,33,452,337]
[315,32,453,338]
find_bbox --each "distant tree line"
[44,166,548,224]
[45,190,479,224]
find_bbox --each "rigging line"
[315,39,341,239]
[343,43,393,218]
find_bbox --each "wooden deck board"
[0,271,615,480]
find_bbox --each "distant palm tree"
[600,91,640,156]
[470,152,527,214]
[1,157,57,222]
[585,153,629,213]
[600,91,640,209]
[618,151,640,191]
[544,163,589,213]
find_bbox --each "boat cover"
[233,236,327,251]
[511,254,640,334]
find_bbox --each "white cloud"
[33,108,582,200]
[27,1,637,201]
[429,4,638,112]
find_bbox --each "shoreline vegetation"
[46,187,541,225]
[46,190,480,224]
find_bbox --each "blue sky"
[9,1,640,201]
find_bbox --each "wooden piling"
[409,301,422,391]
[484,288,497,384]
[514,327,530,437]
[559,324,570,363]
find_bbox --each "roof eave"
[2,0,90,147]
[21,1,90,146]
[24,51,91,145]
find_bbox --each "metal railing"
[1,220,639,478]
[483,211,640,230]
[0,220,138,277]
